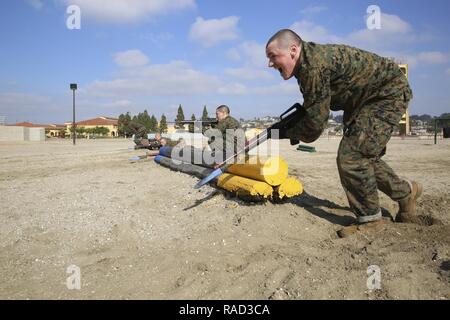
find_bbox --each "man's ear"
[289,44,298,59]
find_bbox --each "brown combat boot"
[337,218,389,238]
[395,181,423,223]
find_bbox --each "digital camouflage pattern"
[285,41,412,219]
[213,115,241,134]
[131,123,149,146]
[208,115,242,157]
[337,103,411,218]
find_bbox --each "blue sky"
[1,0,449,124]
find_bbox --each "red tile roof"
[12,122,47,128]
[65,117,118,126]
[11,122,67,130]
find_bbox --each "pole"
[434,119,437,145]
[72,89,76,145]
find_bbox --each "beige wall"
[0,126,45,141]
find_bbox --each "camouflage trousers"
[337,96,411,220]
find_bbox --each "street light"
[70,83,77,145]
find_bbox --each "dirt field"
[0,137,449,299]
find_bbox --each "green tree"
[93,126,109,136]
[101,126,110,136]
[118,113,125,134]
[59,127,66,138]
[159,114,168,133]
[76,127,85,137]
[137,110,152,130]
[202,105,209,121]
[69,126,85,137]
[188,114,196,133]
[149,114,158,132]
[175,104,186,130]
[84,127,93,136]
[118,112,132,137]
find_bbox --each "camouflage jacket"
[288,41,413,142]
[208,116,241,153]
[129,122,148,139]
[213,116,241,134]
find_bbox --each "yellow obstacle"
[216,173,273,199]
[226,156,288,186]
[275,176,303,199]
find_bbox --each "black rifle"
[178,118,218,125]
[177,119,219,133]
[171,119,218,132]
[194,103,303,189]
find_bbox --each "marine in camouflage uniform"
[211,115,241,148]
[207,106,243,163]
[268,32,414,223]
[130,122,149,146]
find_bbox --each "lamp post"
[70,83,77,145]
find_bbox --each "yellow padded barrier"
[226,156,288,186]
[216,173,273,199]
[275,176,304,199]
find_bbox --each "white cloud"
[416,52,449,64]
[218,83,247,95]
[217,81,298,96]
[139,32,175,47]
[226,48,241,61]
[376,13,411,33]
[83,48,295,101]
[289,14,448,67]
[62,0,195,23]
[300,5,327,15]
[189,16,240,47]
[84,60,221,97]
[27,0,43,10]
[113,49,149,68]
[381,51,449,67]
[345,14,413,50]
[0,92,50,110]
[226,41,268,68]
[291,13,413,48]
[224,42,273,83]
[290,20,343,44]
[0,92,59,123]
[101,99,132,108]
[238,42,268,67]
[224,67,273,80]
[250,82,299,95]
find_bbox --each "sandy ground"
[0,137,449,300]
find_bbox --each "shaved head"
[216,105,230,114]
[266,29,302,49]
